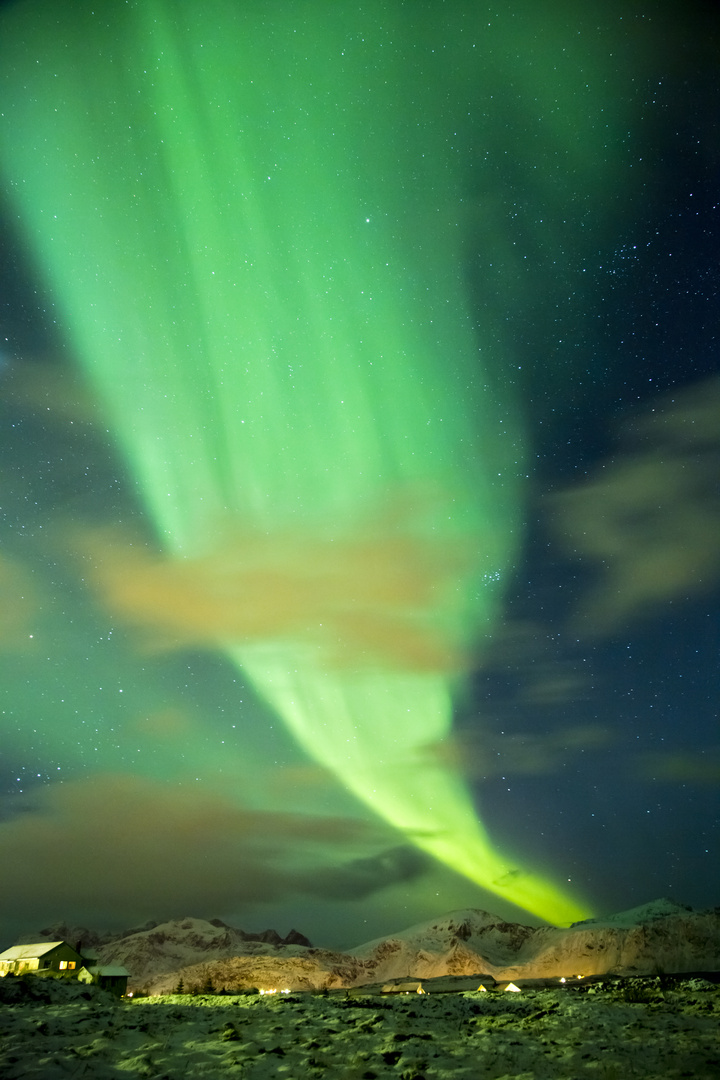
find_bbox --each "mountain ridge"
[12,899,719,993]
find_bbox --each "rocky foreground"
[1,974,719,1079]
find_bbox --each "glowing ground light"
[0,0,597,923]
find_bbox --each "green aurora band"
[0,0,630,923]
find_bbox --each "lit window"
[59,961,76,970]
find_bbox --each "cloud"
[1,358,100,427]
[0,775,417,927]
[638,750,720,785]
[65,497,476,672]
[297,846,429,901]
[127,707,196,740]
[478,617,593,706]
[548,377,720,633]
[0,552,39,649]
[420,724,612,780]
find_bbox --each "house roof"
[0,941,70,961]
[87,965,129,978]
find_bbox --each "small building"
[78,964,129,997]
[0,941,129,996]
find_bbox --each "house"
[0,941,84,977]
[0,941,129,996]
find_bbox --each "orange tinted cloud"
[2,358,100,426]
[128,707,196,740]
[71,509,474,671]
[0,552,39,649]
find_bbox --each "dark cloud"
[299,846,429,901]
[548,377,720,633]
[472,617,595,709]
[0,775,411,928]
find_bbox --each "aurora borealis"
[1,1,718,945]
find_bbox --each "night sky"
[1,0,718,950]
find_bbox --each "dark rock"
[285,928,313,947]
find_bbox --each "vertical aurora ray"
[1,1,591,921]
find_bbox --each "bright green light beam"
[1,0,593,923]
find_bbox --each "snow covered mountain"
[347,899,720,985]
[96,917,316,989]
[17,900,720,994]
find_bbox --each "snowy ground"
[1,978,718,1079]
